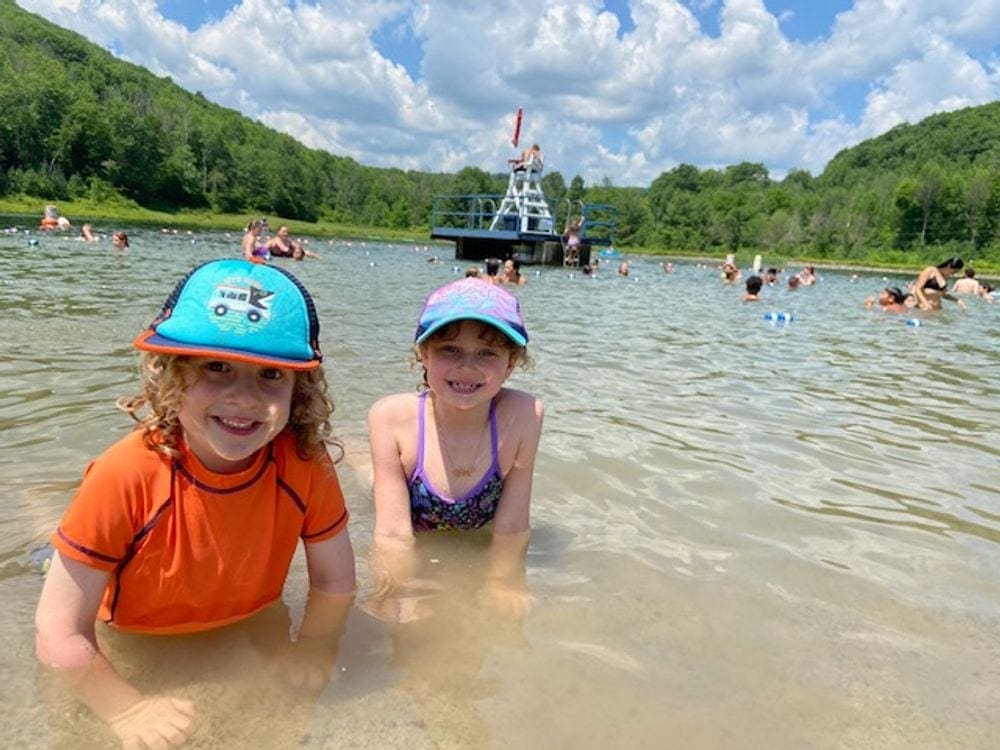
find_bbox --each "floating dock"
[430,155,616,266]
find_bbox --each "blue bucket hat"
[415,277,528,346]
[134,258,322,370]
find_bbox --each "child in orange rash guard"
[35,258,356,749]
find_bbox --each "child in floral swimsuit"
[366,278,544,621]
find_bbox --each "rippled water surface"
[3,227,999,749]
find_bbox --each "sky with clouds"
[15,0,1000,186]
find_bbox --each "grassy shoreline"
[3,196,995,278]
[0,196,431,245]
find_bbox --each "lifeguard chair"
[489,147,554,234]
[429,108,617,265]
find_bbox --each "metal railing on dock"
[430,194,505,231]
[430,194,617,245]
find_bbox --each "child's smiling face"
[421,322,516,411]
[178,358,295,473]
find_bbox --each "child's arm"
[369,398,418,585]
[365,397,437,622]
[479,393,544,618]
[271,530,356,690]
[241,233,256,261]
[492,392,544,535]
[35,551,195,748]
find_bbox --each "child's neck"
[428,390,493,428]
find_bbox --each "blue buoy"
[764,312,794,322]
[905,318,923,327]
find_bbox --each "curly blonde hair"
[117,352,340,462]
[413,320,531,390]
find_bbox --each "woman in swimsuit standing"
[913,257,967,311]
[366,278,544,622]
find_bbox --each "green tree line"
[3,0,1000,269]
[0,0,460,227]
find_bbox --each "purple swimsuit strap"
[410,391,499,491]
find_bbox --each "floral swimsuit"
[408,391,503,530]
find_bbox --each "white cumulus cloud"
[14,0,1000,185]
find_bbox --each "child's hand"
[362,572,441,624]
[360,591,436,624]
[266,638,338,691]
[477,578,535,620]
[109,695,195,749]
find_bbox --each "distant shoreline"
[2,204,995,279]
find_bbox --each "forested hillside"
[2,0,999,267]
[0,0,470,226]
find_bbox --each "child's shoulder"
[496,386,538,405]
[99,429,164,464]
[368,391,420,425]
[495,387,544,422]
[81,429,170,487]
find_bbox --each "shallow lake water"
[2,225,998,749]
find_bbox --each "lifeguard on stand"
[512,143,543,172]
[489,141,554,234]
[428,106,616,266]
